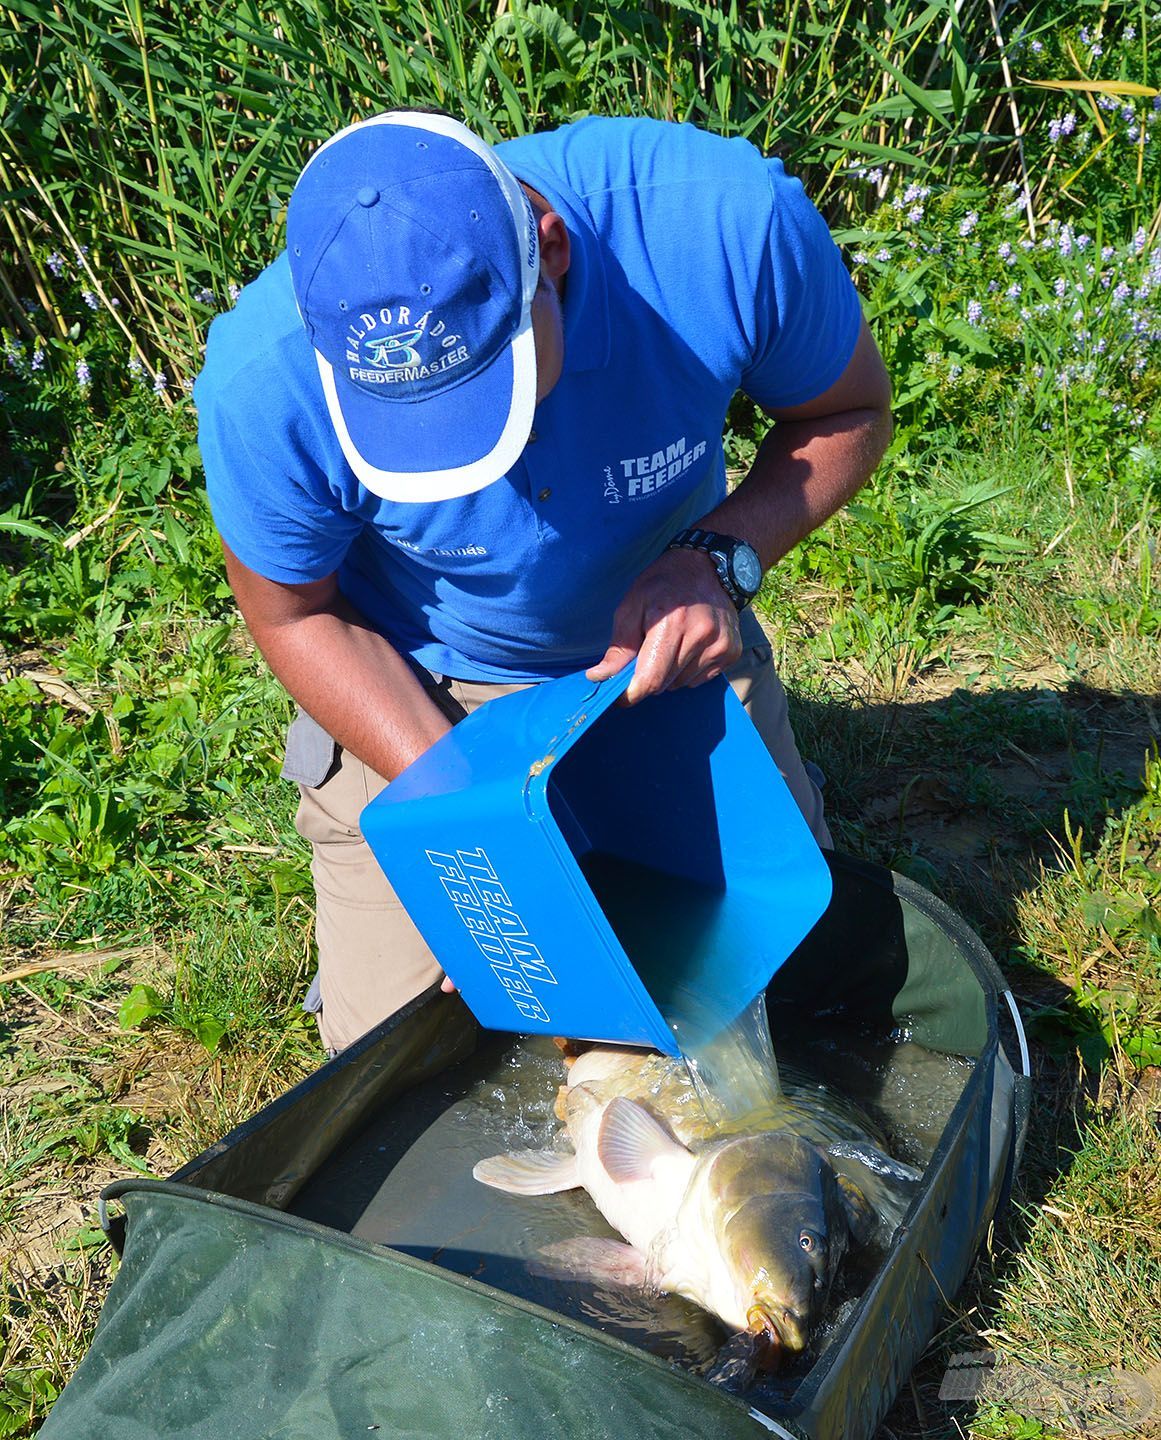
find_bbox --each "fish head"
[703,1133,841,1359]
[720,1190,830,1358]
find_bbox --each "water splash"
[672,990,783,1135]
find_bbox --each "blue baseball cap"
[287,113,541,502]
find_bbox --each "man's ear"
[538,210,570,283]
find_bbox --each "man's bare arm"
[223,542,453,780]
[587,319,892,700]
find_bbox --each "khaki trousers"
[294,615,831,1053]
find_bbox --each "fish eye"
[799,1231,815,1253]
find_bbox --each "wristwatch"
[666,527,763,611]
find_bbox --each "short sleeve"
[197,386,362,586]
[740,162,863,410]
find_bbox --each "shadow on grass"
[788,679,1158,1438]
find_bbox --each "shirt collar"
[510,166,610,376]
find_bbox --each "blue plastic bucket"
[360,665,832,1054]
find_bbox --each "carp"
[474,1045,918,1363]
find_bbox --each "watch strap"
[666,527,758,611]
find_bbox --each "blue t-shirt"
[195,118,861,682]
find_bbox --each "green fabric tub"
[41,854,1029,1440]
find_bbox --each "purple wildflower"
[907,205,924,224]
[152,370,168,395]
[1061,112,1076,136]
[967,300,983,325]
[1058,226,1073,257]
[1031,39,1043,54]
[31,347,45,371]
[958,211,979,237]
[82,290,99,310]
[1006,282,1022,300]
[76,359,91,388]
[1054,277,1068,298]
[875,248,890,263]
[228,282,241,302]
[46,252,64,277]
[998,241,1012,261]
[128,355,144,380]
[193,287,215,306]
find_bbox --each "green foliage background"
[0,3,1159,1436]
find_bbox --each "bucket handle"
[1001,989,1031,1077]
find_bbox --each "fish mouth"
[747,1305,808,1367]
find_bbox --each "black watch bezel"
[666,527,762,610]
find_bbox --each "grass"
[5,402,1158,1438]
[757,427,1161,1438]
[1,0,1160,1434]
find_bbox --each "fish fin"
[531,1237,649,1288]
[705,1330,765,1391]
[473,1149,581,1195]
[597,1097,689,1184]
[826,1139,924,1185]
[834,1174,876,1247]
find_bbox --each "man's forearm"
[222,545,452,782]
[699,404,892,569]
[259,603,453,781]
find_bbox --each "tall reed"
[0,0,1151,381]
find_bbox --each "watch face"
[731,543,763,595]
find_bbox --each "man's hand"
[585,546,743,704]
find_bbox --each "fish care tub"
[44,853,1029,1440]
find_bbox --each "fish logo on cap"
[364,319,429,370]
